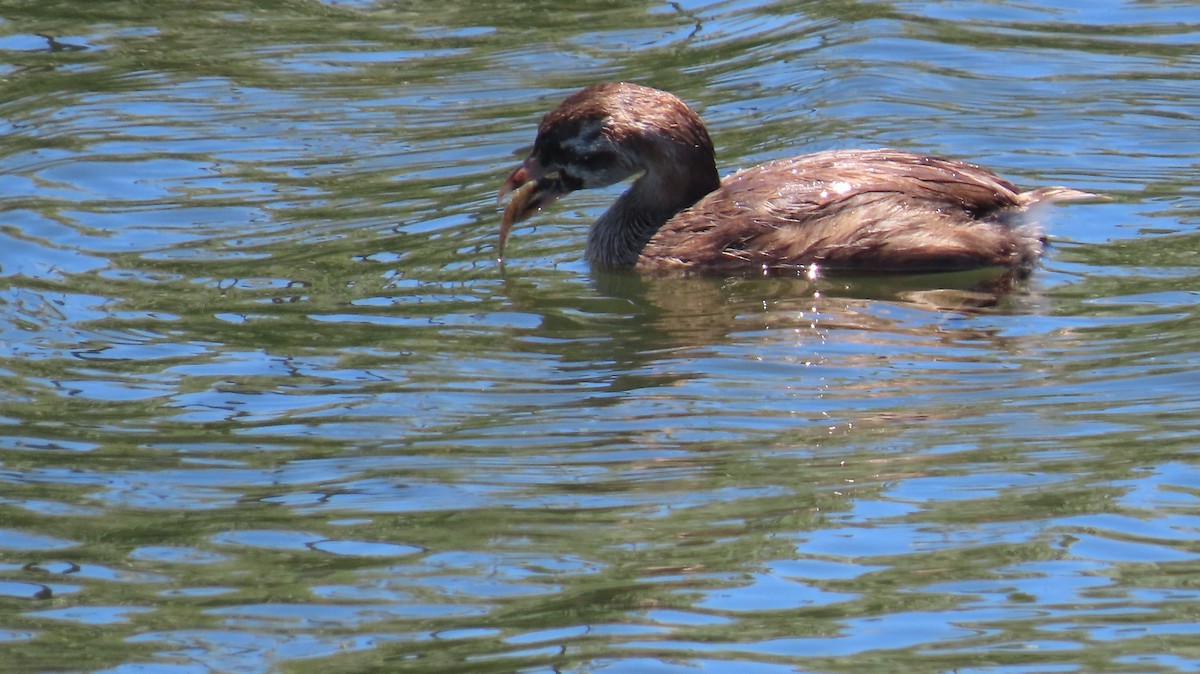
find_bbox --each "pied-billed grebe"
[498,83,1097,274]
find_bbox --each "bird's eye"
[577,126,603,147]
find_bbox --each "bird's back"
[639,149,1065,273]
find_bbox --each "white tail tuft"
[1018,186,1106,207]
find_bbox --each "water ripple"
[0,1,1198,673]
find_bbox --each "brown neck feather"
[585,147,720,269]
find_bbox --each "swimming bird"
[498,83,1096,275]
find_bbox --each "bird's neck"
[585,158,720,270]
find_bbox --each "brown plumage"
[498,83,1097,274]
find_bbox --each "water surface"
[1,0,1199,672]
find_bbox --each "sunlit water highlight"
[1,1,1199,672]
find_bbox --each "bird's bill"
[497,157,569,262]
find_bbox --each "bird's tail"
[1017,186,1105,207]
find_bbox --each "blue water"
[1,1,1199,672]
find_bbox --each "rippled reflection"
[0,0,1198,673]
